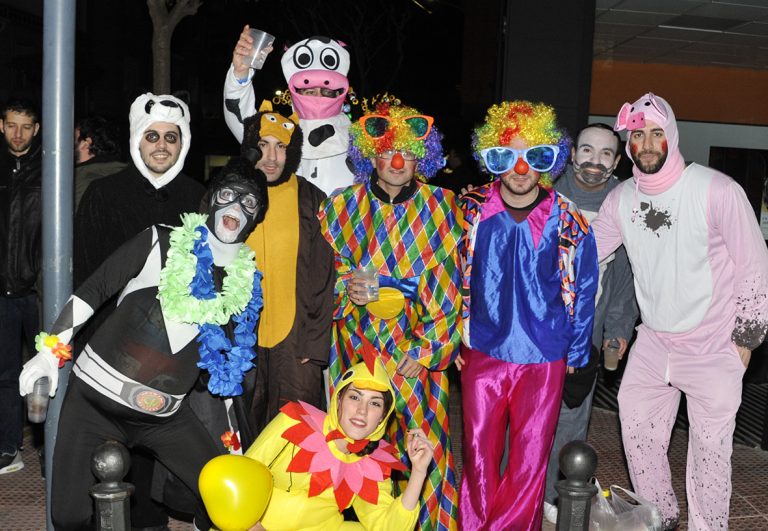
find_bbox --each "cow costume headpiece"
[281,36,350,120]
[129,93,191,189]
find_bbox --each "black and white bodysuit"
[50,225,221,530]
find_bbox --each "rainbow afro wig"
[472,100,571,187]
[348,102,444,182]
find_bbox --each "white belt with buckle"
[74,345,185,417]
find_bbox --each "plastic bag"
[608,485,662,531]
[589,479,663,531]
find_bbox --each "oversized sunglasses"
[480,145,560,174]
[359,114,434,140]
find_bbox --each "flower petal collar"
[280,401,406,511]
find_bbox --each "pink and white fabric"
[614,92,685,195]
[591,94,768,531]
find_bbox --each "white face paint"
[572,127,620,189]
[213,203,249,244]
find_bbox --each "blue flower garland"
[189,225,263,396]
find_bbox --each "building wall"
[590,114,768,167]
[590,60,768,126]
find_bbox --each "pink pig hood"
[614,92,686,195]
[280,36,350,120]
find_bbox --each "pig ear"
[647,93,668,121]
[614,102,632,131]
[336,40,347,48]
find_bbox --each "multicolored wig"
[348,103,444,183]
[472,101,571,187]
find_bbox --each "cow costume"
[224,35,355,196]
[20,158,267,530]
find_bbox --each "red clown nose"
[391,152,405,169]
[514,158,529,175]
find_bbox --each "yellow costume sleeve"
[352,476,419,531]
[244,413,344,531]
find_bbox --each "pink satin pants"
[459,347,566,530]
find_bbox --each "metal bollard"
[89,441,135,531]
[554,440,598,531]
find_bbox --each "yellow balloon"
[199,454,273,531]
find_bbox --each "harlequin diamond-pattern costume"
[319,180,462,531]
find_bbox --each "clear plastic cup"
[27,377,50,423]
[247,28,275,70]
[603,339,621,371]
[353,265,379,303]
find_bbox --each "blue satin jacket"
[459,182,598,367]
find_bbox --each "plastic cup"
[353,265,379,303]
[27,377,50,423]
[247,28,275,70]
[603,339,621,371]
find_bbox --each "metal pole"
[90,441,134,531]
[41,0,76,529]
[555,440,598,531]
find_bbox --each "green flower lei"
[157,213,256,325]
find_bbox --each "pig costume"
[591,93,768,530]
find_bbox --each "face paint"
[572,127,619,187]
[574,161,612,186]
[206,183,261,243]
[628,122,668,175]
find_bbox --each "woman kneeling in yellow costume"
[246,358,434,531]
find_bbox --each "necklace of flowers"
[158,213,263,396]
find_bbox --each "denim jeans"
[0,294,40,453]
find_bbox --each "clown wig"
[472,101,571,187]
[348,103,444,182]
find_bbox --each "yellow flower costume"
[245,361,419,530]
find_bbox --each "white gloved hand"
[19,351,60,397]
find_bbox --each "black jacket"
[0,141,42,297]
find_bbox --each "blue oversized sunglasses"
[480,145,560,174]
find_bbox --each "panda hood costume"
[129,93,191,189]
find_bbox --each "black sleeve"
[52,227,159,337]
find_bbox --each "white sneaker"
[543,501,558,524]
[0,451,24,475]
